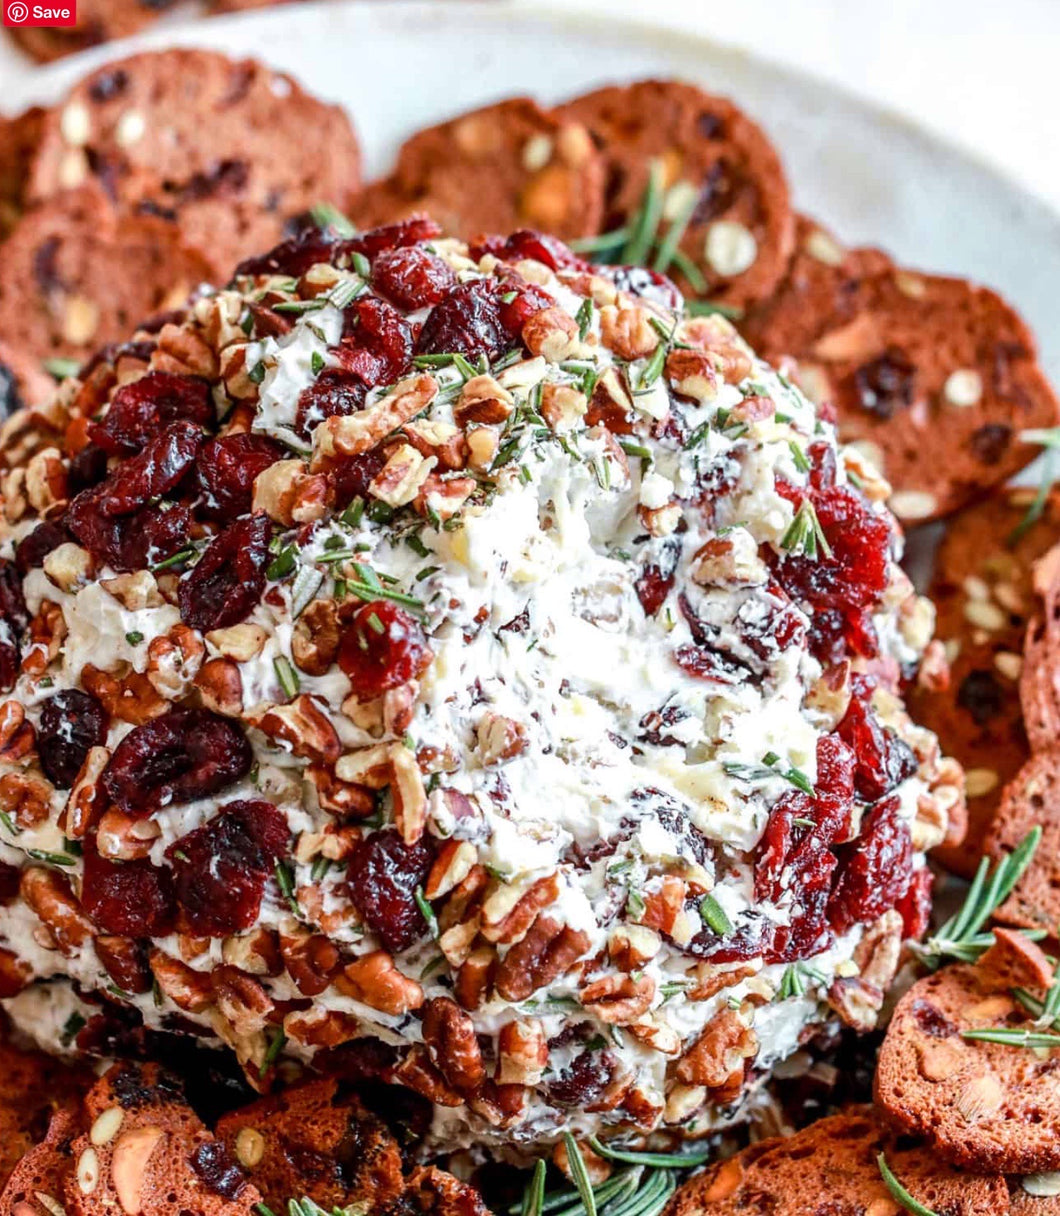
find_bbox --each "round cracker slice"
[667,1106,1007,1215]
[0,1105,80,1213]
[0,106,45,240]
[27,49,362,280]
[906,487,1060,877]
[557,79,794,310]
[875,962,1060,1173]
[366,97,605,243]
[0,184,211,365]
[767,265,1059,523]
[984,749,1060,933]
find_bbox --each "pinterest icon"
[4,0,76,25]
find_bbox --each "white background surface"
[3,0,1059,214]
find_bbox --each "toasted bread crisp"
[28,49,361,279]
[667,1107,1007,1215]
[743,253,1058,521]
[63,1062,259,1216]
[0,106,44,239]
[215,1078,404,1212]
[557,79,793,310]
[1010,1177,1060,1212]
[0,1106,80,1215]
[0,184,211,365]
[906,487,1060,876]
[984,750,1060,933]
[351,98,605,243]
[875,955,1060,1173]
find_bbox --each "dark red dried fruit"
[635,539,679,617]
[0,861,20,904]
[81,842,176,937]
[235,228,341,278]
[827,795,913,934]
[0,558,28,691]
[90,372,213,455]
[178,513,270,632]
[102,707,253,816]
[337,600,432,700]
[38,689,108,787]
[415,279,512,363]
[92,420,204,516]
[166,800,289,936]
[66,443,110,495]
[14,520,67,575]
[189,1142,248,1201]
[346,829,433,953]
[348,216,442,260]
[471,229,588,273]
[319,446,387,512]
[896,864,933,941]
[546,1048,622,1109]
[836,678,919,801]
[66,496,191,574]
[912,998,958,1039]
[197,433,285,521]
[373,244,457,310]
[848,346,916,419]
[295,368,368,439]
[673,643,752,685]
[496,277,554,335]
[335,297,412,386]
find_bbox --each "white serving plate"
[2,0,1059,393]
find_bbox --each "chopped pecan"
[61,745,109,838]
[21,600,66,677]
[194,657,244,717]
[21,866,93,955]
[454,375,514,427]
[284,1006,362,1048]
[0,769,53,828]
[145,625,205,700]
[291,599,342,675]
[496,1019,547,1086]
[600,303,658,361]
[422,996,485,1095]
[579,972,655,1025]
[83,664,168,725]
[0,702,34,763]
[674,1007,758,1093]
[96,806,161,860]
[391,1044,463,1107]
[476,713,528,765]
[149,948,213,1012]
[251,695,341,765]
[252,458,328,525]
[454,945,495,1012]
[95,935,151,993]
[312,375,437,462]
[279,927,340,996]
[494,916,590,1002]
[522,307,579,362]
[335,950,424,1015]
[0,946,31,998]
[480,872,559,945]
[369,443,436,508]
[424,840,477,901]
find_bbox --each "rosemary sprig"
[620,160,666,267]
[309,201,357,238]
[414,886,440,939]
[877,1154,938,1216]
[521,1161,547,1216]
[913,827,1041,969]
[723,753,815,797]
[699,894,733,936]
[562,1133,597,1216]
[961,1026,1060,1049]
[1014,972,1060,1028]
[43,356,82,381]
[651,185,698,277]
[586,1138,713,1169]
[779,500,833,560]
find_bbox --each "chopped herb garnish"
[686,299,744,321]
[626,889,646,919]
[309,201,356,237]
[779,499,833,560]
[575,298,594,341]
[520,1160,547,1216]
[267,546,298,580]
[636,341,668,393]
[621,159,666,266]
[787,439,811,473]
[350,250,371,279]
[274,655,300,700]
[60,1011,86,1046]
[723,756,816,797]
[619,438,653,461]
[42,356,82,381]
[273,298,326,315]
[248,360,266,385]
[125,630,144,646]
[274,859,299,916]
[151,546,196,572]
[0,811,19,836]
[25,848,76,867]
[260,1026,287,1077]
[699,893,733,936]
[311,350,325,375]
[414,887,440,939]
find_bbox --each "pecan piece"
[422,996,485,1095]
[494,916,590,1001]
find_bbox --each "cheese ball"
[0,219,959,1154]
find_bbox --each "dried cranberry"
[38,689,108,787]
[67,443,110,495]
[335,297,412,387]
[956,669,1005,727]
[320,447,387,512]
[337,600,432,700]
[471,229,588,273]
[673,643,752,685]
[81,843,176,937]
[90,421,203,516]
[102,707,252,816]
[415,279,512,363]
[167,800,289,936]
[296,368,368,438]
[178,513,270,632]
[547,1049,621,1109]
[635,540,680,617]
[848,347,916,419]
[189,1142,248,1201]
[827,796,913,934]
[373,244,457,310]
[235,228,342,278]
[911,999,957,1039]
[14,521,67,575]
[0,861,19,904]
[197,433,285,520]
[347,216,442,260]
[347,829,434,953]
[896,865,933,941]
[806,441,837,491]
[836,679,918,801]
[496,278,554,334]
[90,372,213,455]
[67,496,191,574]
